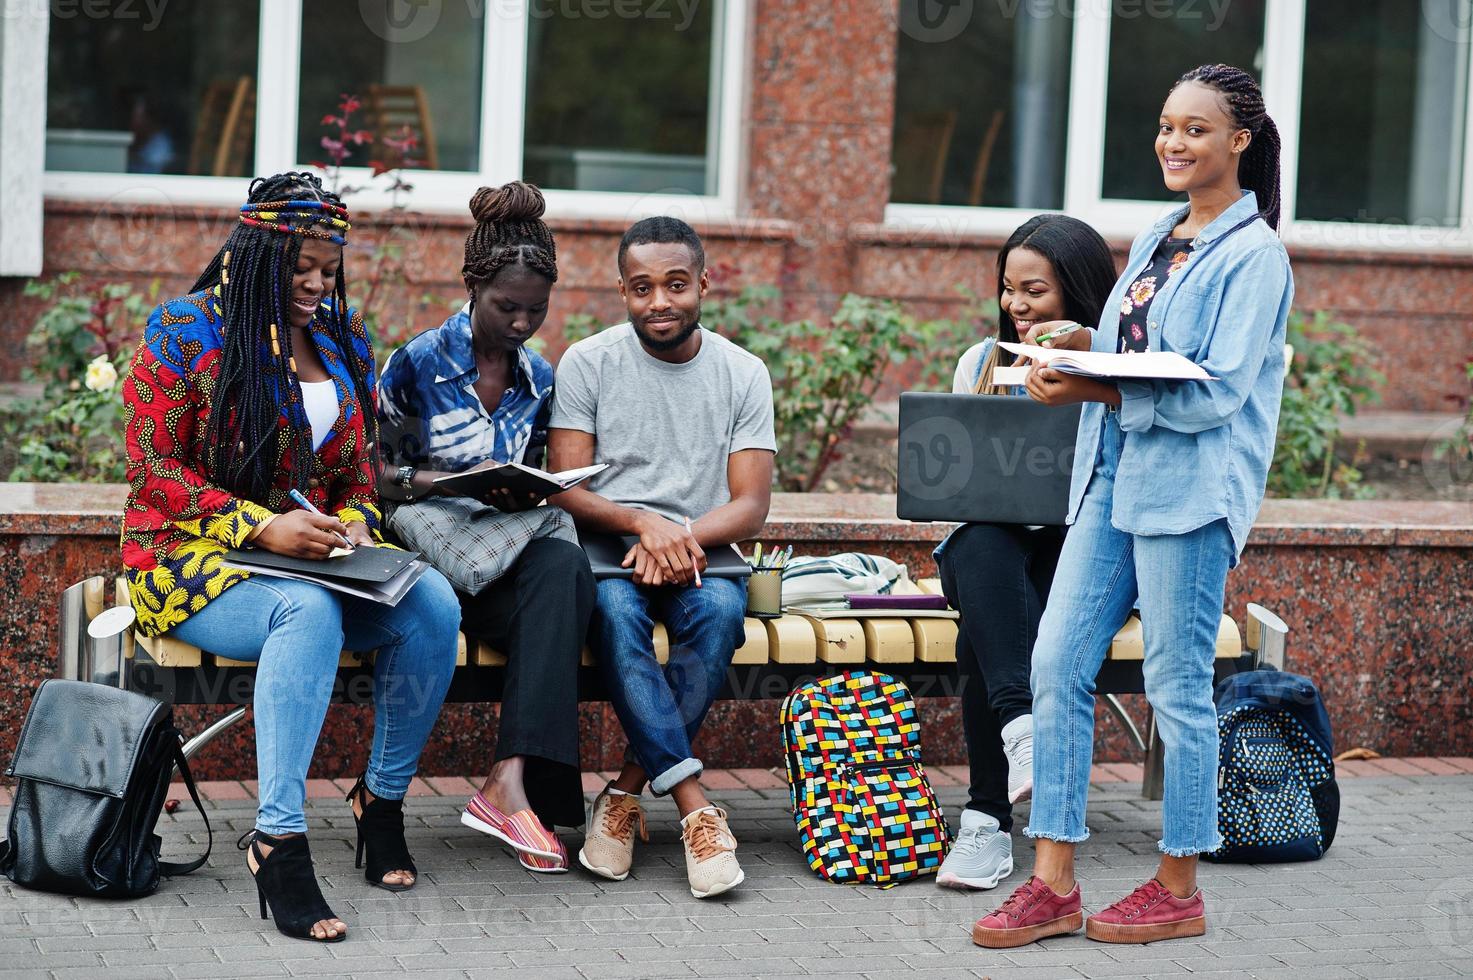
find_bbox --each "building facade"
[2,0,1471,412]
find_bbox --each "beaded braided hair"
[461,181,558,301]
[1172,64,1283,231]
[191,171,378,504]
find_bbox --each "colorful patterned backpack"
[781,671,949,885]
[1204,670,1339,863]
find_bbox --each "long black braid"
[1173,64,1283,230]
[461,181,559,298]
[192,171,379,504]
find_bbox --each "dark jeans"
[935,522,1065,833]
[458,536,595,829]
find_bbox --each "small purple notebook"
[845,593,949,611]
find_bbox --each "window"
[523,1,719,195]
[1296,0,1469,226]
[44,3,260,176]
[298,0,484,173]
[891,0,1073,209]
[1101,0,1266,202]
[42,0,745,217]
[886,0,1473,251]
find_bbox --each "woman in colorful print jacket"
[120,171,460,944]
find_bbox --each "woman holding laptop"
[971,64,1293,948]
[934,215,1116,892]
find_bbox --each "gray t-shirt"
[550,323,776,522]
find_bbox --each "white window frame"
[42,0,747,222]
[885,0,1473,254]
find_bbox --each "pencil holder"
[746,568,783,618]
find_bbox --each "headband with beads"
[238,199,352,246]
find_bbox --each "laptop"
[896,393,1082,526]
[579,533,753,580]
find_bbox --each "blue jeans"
[592,577,747,795]
[168,570,461,835]
[1026,412,1232,857]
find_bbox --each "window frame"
[41,0,748,220]
[885,0,1473,254]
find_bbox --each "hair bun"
[469,181,546,225]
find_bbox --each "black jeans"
[457,536,595,829]
[935,522,1065,833]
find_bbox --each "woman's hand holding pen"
[255,510,353,558]
[1021,320,1093,351]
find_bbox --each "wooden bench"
[61,575,1285,799]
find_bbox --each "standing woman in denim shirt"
[934,215,1116,892]
[971,65,1293,948]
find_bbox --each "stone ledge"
[3,484,1469,548]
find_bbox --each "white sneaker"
[937,809,1014,890]
[577,786,646,881]
[1001,714,1034,804]
[680,806,743,899]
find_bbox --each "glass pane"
[523,1,716,195]
[1101,0,1266,202]
[1297,0,1468,226]
[891,1,1072,209]
[298,0,484,173]
[45,4,260,176]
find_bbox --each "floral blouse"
[1118,237,1194,353]
[120,289,382,636]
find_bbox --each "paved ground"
[3,766,1472,980]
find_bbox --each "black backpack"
[1204,669,1339,863]
[1,679,212,897]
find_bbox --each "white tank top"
[300,379,339,451]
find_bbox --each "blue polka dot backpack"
[781,671,950,885]
[1204,669,1340,863]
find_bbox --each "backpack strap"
[158,732,212,877]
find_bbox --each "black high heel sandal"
[238,830,346,942]
[346,776,417,892]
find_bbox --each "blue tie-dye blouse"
[377,305,555,471]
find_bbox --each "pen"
[287,489,354,551]
[1035,321,1086,345]
[683,516,701,588]
[752,542,763,568]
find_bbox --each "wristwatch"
[395,465,417,492]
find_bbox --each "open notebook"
[990,341,1214,387]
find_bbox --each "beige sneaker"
[577,786,647,881]
[681,806,744,899]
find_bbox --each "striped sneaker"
[461,793,568,873]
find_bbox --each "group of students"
[117,61,1293,949]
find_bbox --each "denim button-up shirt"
[1068,191,1293,563]
[378,305,555,471]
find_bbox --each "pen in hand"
[287,489,354,551]
[683,515,702,588]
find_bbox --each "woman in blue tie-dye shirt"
[377,182,592,873]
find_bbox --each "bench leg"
[1101,694,1147,754]
[181,707,249,763]
[1141,709,1165,801]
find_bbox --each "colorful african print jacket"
[121,289,382,636]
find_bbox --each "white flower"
[84,356,118,393]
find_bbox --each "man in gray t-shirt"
[548,218,774,900]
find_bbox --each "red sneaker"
[1085,879,1206,944]
[971,876,1083,948]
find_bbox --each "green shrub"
[0,273,153,483]
[1267,310,1384,498]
